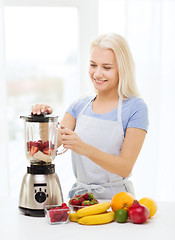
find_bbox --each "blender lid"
[20,113,58,123]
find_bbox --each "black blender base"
[19,206,44,217]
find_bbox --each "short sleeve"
[66,100,77,119]
[127,98,149,132]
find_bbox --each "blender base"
[19,206,45,217]
[19,165,63,217]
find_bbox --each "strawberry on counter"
[69,193,98,211]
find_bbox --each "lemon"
[139,197,158,218]
[114,209,128,223]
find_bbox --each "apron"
[68,96,135,199]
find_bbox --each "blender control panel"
[34,183,48,203]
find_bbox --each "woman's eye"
[90,64,97,67]
[104,66,111,70]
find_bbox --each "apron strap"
[69,178,135,198]
[117,96,123,123]
[77,96,95,119]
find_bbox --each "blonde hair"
[90,33,140,98]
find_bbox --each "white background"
[0,0,175,202]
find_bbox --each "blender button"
[35,191,46,203]
[35,190,37,193]
[44,189,47,193]
[47,194,49,198]
[39,188,42,191]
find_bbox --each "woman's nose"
[93,67,103,78]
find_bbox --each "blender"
[19,113,66,217]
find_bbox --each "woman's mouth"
[93,77,107,84]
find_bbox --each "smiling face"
[89,46,119,95]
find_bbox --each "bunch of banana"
[69,201,114,225]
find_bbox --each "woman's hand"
[31,104,53,115]
[60,126,87,155]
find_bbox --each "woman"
[32,33,148,199]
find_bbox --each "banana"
[78,211,114,225]
[69,213,80,222]
[76,201,111,218]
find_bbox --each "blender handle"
[56,122,68,155]
[56,147,68,155]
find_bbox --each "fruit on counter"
[78,211,115,225]
[114,209,128,223]
[69,193,99,211]
[76,201,111,218]
[27,140,55,156]
[111,194,157,225]
[69,202,112,224]
[81,200,92,206]
[79,195,87,205]
[111,192,135,212]
[128,200,150,224]
[90,198,99,204]
[69,212,80,222]
[69,193,156,225]
[48,203,70,223]
[139,197,157,218]
[69,201,114,225]
[82,192,94,200]
[70,196,83,206]
[81,199,98,206]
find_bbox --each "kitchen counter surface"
[0,198,175,240]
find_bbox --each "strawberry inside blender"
[27,140,55,164]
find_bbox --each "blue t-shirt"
[66,95,149,136]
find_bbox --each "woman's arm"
[60,112,76,130]
[57,112,76,147]
[61,127,146,178]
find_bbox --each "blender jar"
[21,113,64,165]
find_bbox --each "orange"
[139,197,157,218]
[111,192,135,212]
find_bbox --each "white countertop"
[0,198,175,240]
